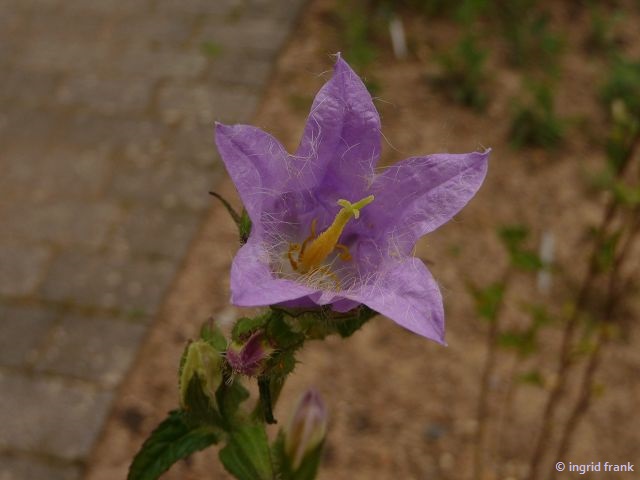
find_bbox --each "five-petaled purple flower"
[214,54,489,344]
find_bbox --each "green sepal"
[332,306,376,338]
[200,318,227,352]
[258,375,277,424]
[239,209,252,244]
[272,430,324,480]
[219,423,274,480]
[266,313,304,349]
[208,191,252,244]
[232,314,270,342]
[215,374,250,430]
[127,410,219,480]
[182,374,223,427]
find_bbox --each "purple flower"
[214,54,489,344]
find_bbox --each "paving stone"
[109,156,220,211]
[0,201,121,249]
[0,371,112,461]
[56,74,153,115]
[0,144,112,202]
[110,14,197,49]
[207,53,273,88]
[158,83,258,126]
[40,250,176,315]
[36,315,146,387]
[0,245,51,297]
[63,0,154,14]
[0,305,57,368]
[0,70,60,109]
[114,48,206,80]
[197,17,290,58]
[167,124,221,168]
[17,38,114,74]
[155,0,241,15]
[26,10,111,43]
[0,455,80,480]
[0,108,66,146]
[61,115,167,158]
[112,205,202,259]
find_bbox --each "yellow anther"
[296,195,374,273]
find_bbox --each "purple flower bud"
[285,389,328,471]
[226,331,273,376]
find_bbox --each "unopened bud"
[285,389,327,471]
[179,340,222,409]
[226,331,273,376]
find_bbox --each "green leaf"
[511,250,544,272]
[201,41,223,58]
[333,306,377,338]
[498,225,529,252]
[128,411,219,480]
[219,423,274,480]
[469,282,505,322]
[498,329,537,356]
[517,370,544,387]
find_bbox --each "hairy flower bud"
[226,331,273,376]
[179,340,222,410]
[284,389,328,471]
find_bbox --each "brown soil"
[86,1,640,479]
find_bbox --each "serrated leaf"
[128,411,219,480]
[219,423,274,480]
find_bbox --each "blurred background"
[1,0,639,479]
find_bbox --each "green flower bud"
[179,340,222,410]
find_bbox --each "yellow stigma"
[297,195,374,273]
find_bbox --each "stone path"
[0,1,306,478]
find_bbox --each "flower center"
[287,195,374,277]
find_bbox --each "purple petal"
[214,123,291,220]
[230,235,317,307]
[345,257,445,343]
[294,54,381,197]
[367,150,489,254]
